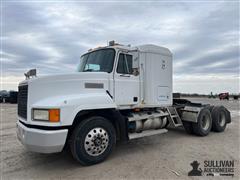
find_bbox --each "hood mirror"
[24,69,37,79]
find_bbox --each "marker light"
[49,109,60,122]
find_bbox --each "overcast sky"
[1,0,239,94]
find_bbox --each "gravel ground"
[0,98,239,180]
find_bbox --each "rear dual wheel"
[211,106,228,132]
[182,121,194,134]
[183,108,212,136]
[183,106,228,136]
[192,108,212,136]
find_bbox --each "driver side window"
[117,53,133,74]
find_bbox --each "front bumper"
[16,121,68,153]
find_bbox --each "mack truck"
[17,41,231,165]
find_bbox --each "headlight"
[33,109,60,122]
[33,109,49,121]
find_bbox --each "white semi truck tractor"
[17,41,231,165]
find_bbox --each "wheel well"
[66,109,127,145]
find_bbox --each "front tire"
[70,116,116,165]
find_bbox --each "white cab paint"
[18,44,173,126]
[20,72,116,126]
[114,50,140,105]
[137,45,173,106]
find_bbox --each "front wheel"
[70,116,116,165]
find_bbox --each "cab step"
[129,128,168,140]
[167,107,183,127]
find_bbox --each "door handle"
[120,74,130,77]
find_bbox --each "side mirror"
[132,54,139,76]
[132,56,139,69]
[132,68,139,76]
[24,69,37,79]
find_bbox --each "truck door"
[114,51,140,105]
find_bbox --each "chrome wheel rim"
[201,115,210,131]
[219,111,226,127]
[84,127,109,156]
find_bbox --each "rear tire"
[211,106,227,132]
[192,108,212,136]
[182,121,194,134]
[70,116,116,165]
[207,105,214,112]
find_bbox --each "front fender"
[31,92,116,126]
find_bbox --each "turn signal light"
[49,109,60,122]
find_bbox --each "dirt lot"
[1,98,239,180]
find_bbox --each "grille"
[18,85,28,119]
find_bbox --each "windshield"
[78,48,115,73]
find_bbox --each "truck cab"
[17,41,231,165]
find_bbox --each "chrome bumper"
[16,121,68,153]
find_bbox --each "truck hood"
[20,72,111,105]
